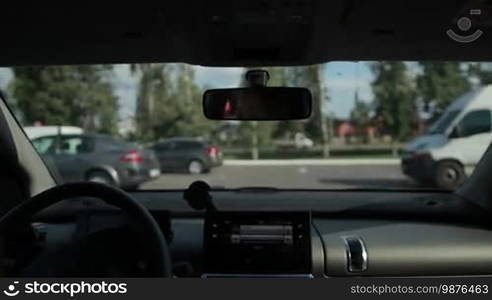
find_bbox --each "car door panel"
[155,142,177,170]
[54,136,95,183]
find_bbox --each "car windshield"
[0,61,490,191]
[427,110,461,135]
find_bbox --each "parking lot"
[141,160,419,190]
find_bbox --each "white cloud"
[193,66,244,88]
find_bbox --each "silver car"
[31,134,161,190]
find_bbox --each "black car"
[31,134,161,190]
[151,138,222,174]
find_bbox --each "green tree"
[265,67,288,87]
[9,65,118,134]
[131,63,173,141]
[75,65,118,134]
[289,65,330,156]
[163,64,213,138]
[350,98,372,143]
[132,63,214,142]
[417,62,470,118]
[372,62,418,142]
[468,62,492,85]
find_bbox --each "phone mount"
[183,181,217,211]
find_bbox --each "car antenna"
[183,181,217,211]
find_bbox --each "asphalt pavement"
[140,160,418,190]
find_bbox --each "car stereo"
[203,211,311,277]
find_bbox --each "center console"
[202,211,312,277]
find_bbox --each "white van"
[23,126,83,140]
[402,86,492,189]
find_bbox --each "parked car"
[402,86,492,189]
[274,132,314,150]
[151,138,222,174]
[30,134,161,190]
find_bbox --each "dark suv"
[151,138,222,174]
[31,134,161,190]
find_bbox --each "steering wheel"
[0,182,172,277]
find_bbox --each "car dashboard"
[171,216,492,277]
[26,190,492,277]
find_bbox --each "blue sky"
[324,62,373,117]
[0,62,374,121]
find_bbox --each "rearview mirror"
[203,87,312,120]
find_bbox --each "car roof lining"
[1,1,491,67]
